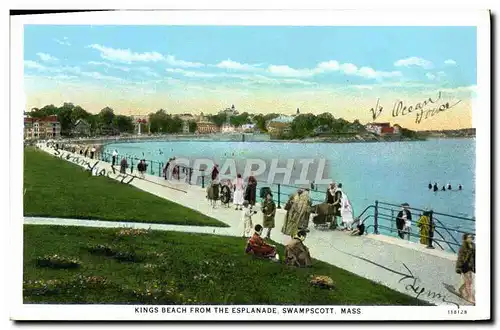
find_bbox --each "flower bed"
[36,255,81,269]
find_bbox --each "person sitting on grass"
[245,224,279,262]
[285,229,312,267]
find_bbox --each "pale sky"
[24,25,477,130]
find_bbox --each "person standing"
[163,158,171,180]
[137,160,146,179]
[325,183,336,204]
[456,233,475,304]
[112,149,118,166]
[233,173,245,210]
[120,158,128,174]
[241,201,256,238]
[416,210,434,245]
[297,188,312,231]
[396,203,412,239]
[331,183,344,229]
[245,173,257,206]
[261,193,276,239]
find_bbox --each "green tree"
[113,115,135,133]
[70,105,91,124]
[58,102,76,136]
[98,107,115,128]
[290,114,317,138]
[189,121,198,133]
[207,113,226,127]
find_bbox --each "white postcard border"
[9,9,491,321]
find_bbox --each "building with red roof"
[24,115,61,140]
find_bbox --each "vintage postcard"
[9,9,490,321]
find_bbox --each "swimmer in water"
[458,184,463,190]
[428,182,432,190]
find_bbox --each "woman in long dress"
[456,233,475,304]
[340,192,355,230]
[281,189,311,237]
[416,211,434,245]
[233,173,245,210]
[245,174,257,206]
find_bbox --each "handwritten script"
[398,263,459,308]
[47,142,135,184]
[370,92,462,124]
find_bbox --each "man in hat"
[245,224,279,261]
[285,229,312,267]
[396,203,412,239]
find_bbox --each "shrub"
[35,255,81,269]
[87,244,144,263]
[87,244,115,256]
[23,279,64,296]
[130,280,196,305]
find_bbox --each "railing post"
[150,160,153,175]
[158,162,161,177]
[201,174,205,189]
[277,184,281,209]
[391,209,394,234]
[427,210,435,249]
[374,200,379,234]
[189,168,193,185]
[130,158,134,174]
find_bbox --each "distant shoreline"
[51,134,475,148]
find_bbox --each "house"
[240,123,256,133]
[24,115,61,140]
[365,122,399,135]
[267,121,292,137]
[219,104,239,121]
[178,114,195,134]
[72,119,91,137]
[266,115,294,137]
[221,123,236,134]
[196,121,220,134]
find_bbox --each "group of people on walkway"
[429,182,463,192]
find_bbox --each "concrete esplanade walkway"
[27,144,471,307]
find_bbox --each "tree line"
[27,103,413,139]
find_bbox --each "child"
[242,200,257,238]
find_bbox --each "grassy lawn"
[23,148,227,227]
[23,225,429,305]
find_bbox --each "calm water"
[104,138,476,246]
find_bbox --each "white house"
[221,123,236,133]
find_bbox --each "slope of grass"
[23,148,226,227]
[23,225,429,305]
